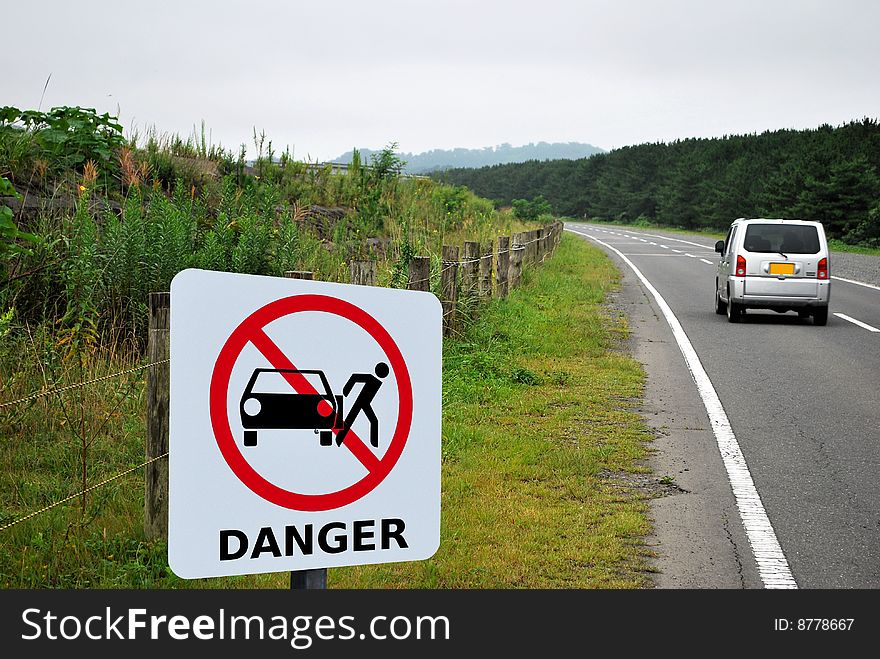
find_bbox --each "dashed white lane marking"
[685,253,696,258]
[670,249,683,253]
[834,313,880,333]
[831,276,880,292]
[628,231,715,249]
[579,225,719,250]
[700,258,714,265]
[660,245,670,249]
[649,241,658,245]
[566,227,798,589]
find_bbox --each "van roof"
[732,217,824,226]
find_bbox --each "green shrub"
[1,106,125,180]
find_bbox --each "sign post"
[283,269,323,590]
[168,269,441,580]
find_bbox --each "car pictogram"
[240,368,343,447]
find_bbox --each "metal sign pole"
[283,270,327,591]
[290,568,327,589]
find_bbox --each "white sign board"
[168,269,441,579]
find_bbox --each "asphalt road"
[566,222,880,589]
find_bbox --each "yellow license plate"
[769,262,795,275]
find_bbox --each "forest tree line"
[435,119,880,245]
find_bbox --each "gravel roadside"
[830,251,880,288]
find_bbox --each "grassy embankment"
[1,234,655,588]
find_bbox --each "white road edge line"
[833,313,880,333]
[832,275,880,292]
[566,227,798,589]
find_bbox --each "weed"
[511,366,542,385]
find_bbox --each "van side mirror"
[714,240,725,253]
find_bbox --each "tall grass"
[5,152,530,351]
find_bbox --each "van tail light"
[817,257,828,280]
[735,255,747,277]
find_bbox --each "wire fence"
[406,232,551,288]
[0,221,563,535]
[0,452,168,532]
[0,358,169,410]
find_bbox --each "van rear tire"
[727,299,743,323]
[813,307,829,326]
[714,285,727,315]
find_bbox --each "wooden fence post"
[496,236,510,299]
[408,256,431,291]
[528,229,538,265]
[281,270,326,589]
[509,233,524,289]
[441,245,459,336]
[462,241,479,300]
[479,241,493,299]
[349,260,376,286]
[145,292,170,541]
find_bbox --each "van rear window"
[743,225,820,254]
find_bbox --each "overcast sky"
[6,0,879,162]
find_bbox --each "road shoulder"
[586,232,763,588]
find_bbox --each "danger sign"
[168,269,441,579]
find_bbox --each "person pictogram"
[336,362,389,447]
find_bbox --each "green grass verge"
[826,239,880,256]
[0,234,655,588]
[331,234,655,588]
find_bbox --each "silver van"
[714,218,830,325]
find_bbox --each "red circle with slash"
[209,295,412,511]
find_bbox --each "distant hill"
[330,142,605,174]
